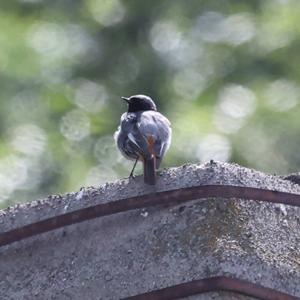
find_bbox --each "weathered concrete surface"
[0,162,299,300]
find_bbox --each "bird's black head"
[121,95,157,113]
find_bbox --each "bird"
[114,94,171,185]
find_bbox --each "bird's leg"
[129,157,138,178]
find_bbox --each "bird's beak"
[121,97,130,104]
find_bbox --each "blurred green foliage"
[0,0,300,207]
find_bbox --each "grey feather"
[115,111,171,166]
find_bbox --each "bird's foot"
[129,172,136,180]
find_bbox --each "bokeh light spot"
[173,69,207,99]
[27,22,92,63]
[0,155,28,203]
[214,84,256,133]
[196,12,256,45]
[73,79,108,113]
[221,13,256,46]
[10,124,47,156]
[150,21,182,53]
[18,0,42,3]
[85,164,117,186]
[196,12,225,43]
[265,79,299,112]
[87,0,125,27]
[60,110,90,141]
[196,134,231,163]
[94,136,121,164]
[219,84,256,118]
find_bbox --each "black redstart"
[114,95,171,185]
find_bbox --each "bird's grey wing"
[115,113,149,159]
[152,113,172,168]
[137,111,171,167]
[115,113,138,159]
